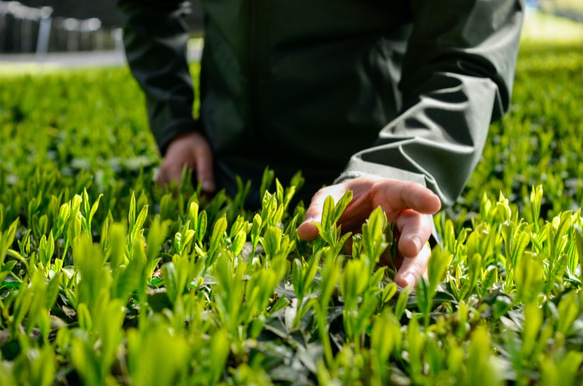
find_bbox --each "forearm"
[118,0,196,155]
[339,73,498,206]
[339,0,524,207]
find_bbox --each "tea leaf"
[464,328,501,386]
[0,219,18,266]
[209,216,228,258]
[521,303,542,359]
[230,230,246,256]
[556,291,579,336]
[394,286,410,320]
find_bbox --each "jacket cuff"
[336,157,427,188]
[154,117,200,156]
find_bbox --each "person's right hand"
[156,132,216,193]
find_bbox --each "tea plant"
[0,42,582,384]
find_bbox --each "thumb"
[297,185,346,241]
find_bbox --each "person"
[117,0,524,288]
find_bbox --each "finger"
[371,180,441,219]
[165,164,187,188]
[297,185,346,241]
[193,143,216,193]
[156,167,167,186]
[336,187,373,234]
[395,211,433,258]
[156,162,182,188]
[394,243,432,288]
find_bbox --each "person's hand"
[297,176,441,288]
[156,132,216,193]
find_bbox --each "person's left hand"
[156,131,216,193]
[297,176,441,288]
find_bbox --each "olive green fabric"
[118,0,524,206]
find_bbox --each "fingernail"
[202,180,214,192]
[402,272,416,288]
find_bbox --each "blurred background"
[0,0,202,54]
[0,0,580,54]
[0,0,581,72]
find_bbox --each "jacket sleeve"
[117,0,197,155]
[337,0,524,207]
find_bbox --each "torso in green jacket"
[199,0,413,201]
[120,0,523,207]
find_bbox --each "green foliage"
[0,44,583,384]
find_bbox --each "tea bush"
[0,42,582,385]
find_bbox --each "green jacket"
[119,0,524,206]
